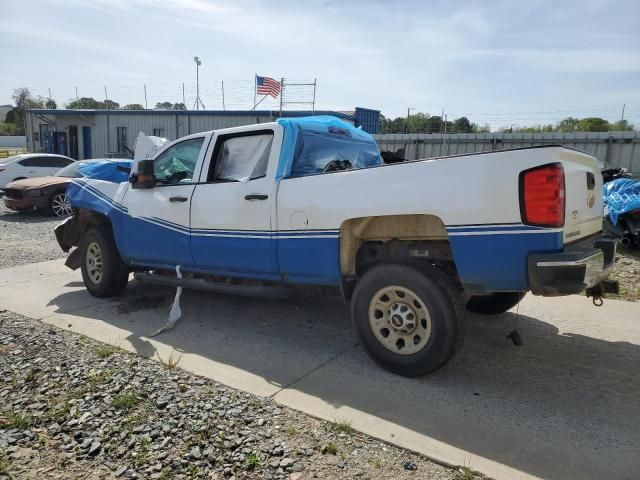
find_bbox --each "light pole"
[193,56,203,110]
[405,107,414,134]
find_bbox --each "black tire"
[80,225,129,298]
[351,263,465,377]
[465,292,526,315]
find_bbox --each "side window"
[153,137,205,186]
[210,133,273,182]
[51,158,74,168]
[19,157,52,167]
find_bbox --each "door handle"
[244,194,268,201]
[169,196,189,203]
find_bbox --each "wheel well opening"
[340,214,460,296]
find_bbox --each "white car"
[0,154,75,190]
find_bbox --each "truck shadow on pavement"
[48,282,640,480]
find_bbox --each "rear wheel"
[80,225,129,297]
[49,192,73,217]
[351,263,465,377]
[465,292,526,315]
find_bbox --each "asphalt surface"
[0,259,638,480]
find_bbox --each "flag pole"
[279,77,284,116]
[253,74,257,110]
[252,95,269,111]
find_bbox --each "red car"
[3,160,101,217]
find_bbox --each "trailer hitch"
[586,279,619,306]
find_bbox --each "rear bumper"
[528,236,617,296]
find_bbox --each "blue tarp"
[603,178,640,224]
[276,115,382,180]
[77,160,132,183]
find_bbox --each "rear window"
[56,161,93,178]
[290,129,382,177]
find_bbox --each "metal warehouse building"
[25,107,380,160]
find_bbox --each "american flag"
[256,75,281,98]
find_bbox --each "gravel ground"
[0,202,66,269]
[609,246,640,302]
[0,310,482,480]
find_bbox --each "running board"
[133,272,293,299]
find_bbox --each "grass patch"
[0,449,9,474]
[370,457,382,469]
[95,344,120,358]
[158,350,182,370]
[111,392,140,411]
[246,453,260,470]
[286,426,299,436]
[455,466,475,480]
[4,412,33,430]
[329,418,354,434]
[323,442,338,455]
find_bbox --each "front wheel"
[49,192,73,217]
[80,225,129,297]
[465,292,526,315]
[351,263,465,377]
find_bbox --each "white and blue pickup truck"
[55,116,617,376]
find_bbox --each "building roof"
[26,108,356,120]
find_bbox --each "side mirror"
[130,159,155,189]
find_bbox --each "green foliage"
[0,122,16,136]
[154,101,187,110]
[578,117,610,132]
[67,97,120,109]
[112,392,140,411]
[123,103,145,110]
[246,453,260,469]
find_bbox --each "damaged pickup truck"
[55,116,617,376]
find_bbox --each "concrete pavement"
[1,259,638,480]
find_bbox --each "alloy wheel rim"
[86,241,104,284]
[368,285,432,355]
[52,193,72,217]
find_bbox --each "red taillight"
[520,163,565,227]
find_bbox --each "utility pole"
[620,103,626,130]
[144,84,148,109]
[222,81,226,111]
[193,56,204,110]
[405,107,414,134]
[75,86,78,101]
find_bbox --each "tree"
[155,101,174,110]
[45,98,57,109]
[173,102,187,110]
[9,88,45,135]
[102,99,120,110]
[610,119,634,131]
[122,103,144,110]
[452,116,472,133]
[67,97,103,109]
[578,117,609,132]
[557,117,580,132]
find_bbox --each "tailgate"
[558,148,602,243]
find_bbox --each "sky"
[1,0,639,129]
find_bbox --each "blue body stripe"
[67,183,564,291]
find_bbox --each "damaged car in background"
[55,116,618,377]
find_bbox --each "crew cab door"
[120,134,209,268]
[189,126,280,279]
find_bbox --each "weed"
[5,412,33,430]
[456,466,474,480]
[0,449,8,474]
[286,426,299,436]
[371,457,382,469]
[187,465,201,476]
[323,442,338,455]
[111,392,140,411]
[95,344,119,358]
[246,453,260,470]
[329,418,353,434]
[158,350,182,370]
[88,369,113,389]
[24,369,39,384]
